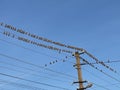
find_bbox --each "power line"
[0,53,76,79]
[83,68,112,84]
[83,68,120,89]
[0,79,48,90]
[0,60,73,81]
[80,57,120,83]
[93,82,111,90]
[0,22,119,90]
[0,65,71,83]
[83,51,117,73]
[64,59,120,89]
[81,60,120,65]
[0,24,116,76]
[0,38,67,60]
[0,22,116,73]
[0,29,73,54]
[0,29,76,79]
[0,73,70,90]
[0,38,73,67]
[0,22,83,51]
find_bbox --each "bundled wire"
[0,22,83,51]
[0,22,117,74]
[0,30,72,54]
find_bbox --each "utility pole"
[73,52,92,90]
[74,52,84,90]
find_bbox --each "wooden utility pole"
[74,52,84,90]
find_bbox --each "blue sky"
[0,0,120,90]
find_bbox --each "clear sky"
[0,0,120,90]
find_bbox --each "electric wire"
[83,68,112,84]
[64,57,120,89]
[0,65,71,83]
[0,29,76,77]
[0,29,76,79]
[0,79,48,90]
[0,22,117,73]
[1,22,119,90]
[0,24,116,77]
[0,38,73,67]
[0,72,71,90]
[81,60,120,65]
[0,53,76,79]
[93,82,111,90]
[0,28,73,54]
[0,38,66,60]
[0,22,83,51]
[0,60,71,80]
[64,56,120,90]
[83,51,117,73]
[80,57,120,83]
[83,68,120,89]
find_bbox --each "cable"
[0,38,67,60]
[0,79,48,90]
[0,72,71,90]
[0,60,72,81]
[0,22,83,51]
[86,60,120,65]
[0,53,76,79]
[83,68,111,84]
[0,28,73,54]
[0,25,116,75]
[80,57,120,83]
[0,65,71,83]
[83,51,117,73]
[93,82,111,90]
[0,23,116,73]
[0,38,73,67]
[83,68,120,89]
[1,22,118,90]
[0,29,76,76]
